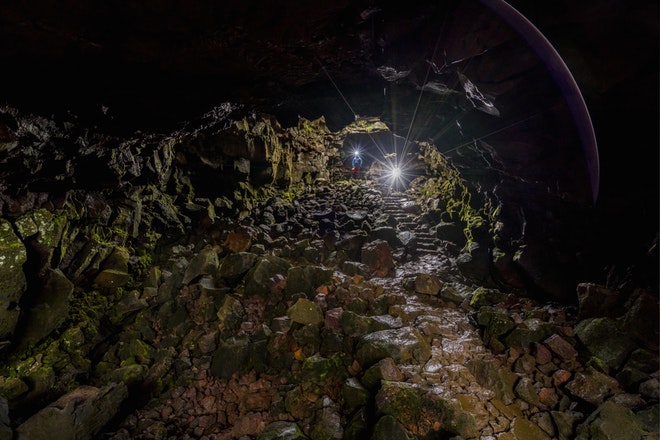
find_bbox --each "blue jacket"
[352,156,362,167]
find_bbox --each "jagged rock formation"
[0,1,657,438]
[0,107,657,439]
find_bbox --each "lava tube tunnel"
[0,0,657,439]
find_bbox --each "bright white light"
[391,167,401,179]
[354,150,359,156]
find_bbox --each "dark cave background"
[0,0,658,290]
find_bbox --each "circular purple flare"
[480,0,600,203]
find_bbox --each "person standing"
[351,153,362,179]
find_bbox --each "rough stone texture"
[182,246,219,284]
[576,400,648,440]
[576,283,622,319]
[414,273,442,296]
[210,337,249,379]
[565,367,622,406]
[375,381,478,438]
[467,357,518,405]
[0,219,27,339]
[287,298,324,325]
[257,421,308,440]
[18,268,74,348]
[15,383,128,440]
[543,334,578,361]
[510,417,551,440]
[244,256,291,297]
[356,327,431,368]
[360,240,394,277]
[372,415,412,440]
[217,252,258,281]
[575,317,633,370]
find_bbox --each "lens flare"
[391,167,401,179]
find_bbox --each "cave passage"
[0,0,657,438]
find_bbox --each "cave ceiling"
[0,0,658,208]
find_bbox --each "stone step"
[416,241,439,250]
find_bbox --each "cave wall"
[0,106,340,346]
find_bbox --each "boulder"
[510,417,551,440]
[210,336,250,379]
[217,252,258,281]
[361,239,395,277]
[456,243,490,283]
[92,269,130,292]
[355,327,431,368]
[575,317,633,370]
[503,319,554,350]
[565,367,622,406]
[18,268,74,348]
[311,405,343,440]
[344,409,369,440]
[257,421,308,440]
[476,306,516,343]
[341,378,370,413]
[575,400,648,440]
[372,415,412,440]
[414,273,442,296]
[543,334,578,361]
[361,357,405,390]
[551,410,582,439]
[15,383,128,440]
[369,226,402,247]
[0,219,27,339]
[288,298,324,325]
[432,222,465,245]
[375,381,478,438]
[285,265,333,298]
[469,287,506,308]
[467,357,518,405]
[182,246,219,284]
[216,295,245,332]
[14,209,66,274]
[576,283,622,319]
[244,255,291,297]
[620,288,659,349]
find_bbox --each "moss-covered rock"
[375,381,478,438]
[0,219,27,339]
[576,400,649,440]
[18,268,74,349]
[257,421,308,440]
[575,317,633,370]
[288,298,324,326]
[355,327,431,368]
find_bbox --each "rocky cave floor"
[5,179,660,440]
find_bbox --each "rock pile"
[0,107,657,440]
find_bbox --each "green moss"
[69,290,109,324]
[415,143,494,248]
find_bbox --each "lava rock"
[217,252,258,281]
[360,239,395,277]
[355,327,431,368]
[575,400,648,440]
[15,383,128,440]
[288,298,324,325]
[257,421,308,440]
[565,367,622,406]
[414,273,442,296]
[0,219,27,339]
[575,317,633,370]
